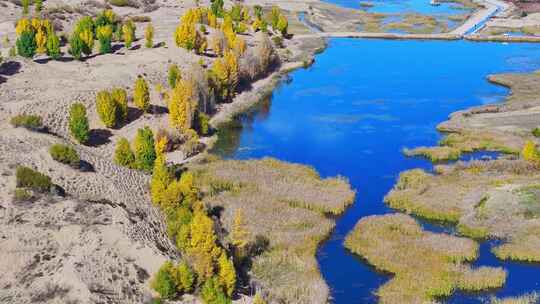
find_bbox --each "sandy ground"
[0,0,325,303]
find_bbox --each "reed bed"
[190,158,355,304]
[344,214,506,303]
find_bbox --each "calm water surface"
[331,0,471,15]
[212,39,540,303]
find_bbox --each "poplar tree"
[111,87,128,122]
[169,78,196,131]
[69,103,90,144]
[46,30,61,59]
[133,126,156,171]
[217,252,236,297]
[96,90,117,128]
[114,137,135,168]
[134,76,150,112]
[151,155,172,206]
[145,22,154,48]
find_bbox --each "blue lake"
[331,0,472,15]
[212,39,540,303]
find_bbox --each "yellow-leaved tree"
[134,76,150,112]
[522,140,539,164]
[217,251,236,297]
[35,29,47,54]
[231,209,250,250]
[188,209,221,279]
[150,154,172,206]
[168,78,196,131]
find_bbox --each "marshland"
[2,0,540,303]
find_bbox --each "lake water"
[332,0,472,15]
[212,39,540,303]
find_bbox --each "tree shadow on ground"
[125,107,144,125]
[87,129,113,147]
[0,61,22,76]
[79,160,95,172]
[152,104,168,115]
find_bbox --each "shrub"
[10,114,43,130]
[96,90,117,128]
[145,23,154,48]
[133,126,156,171]
[151,261,177,299]
[16,166,52,192]
[168,64,181,88]
[114,137,135,168]
[69,34,84,60]
[16,30,37,58]
[49,144,80,167]
[96,25,113,54]
[111,87,128,122]
[46,31,61,60]
[69,103,90,144]
[134,76,150,112]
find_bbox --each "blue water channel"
[333,0,472,15]
[212,39,540,303]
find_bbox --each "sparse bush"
[49,144,80,167]
[16,30,37,58]
[16,166,52,192]
[10,114,43,130]
[114,137,135,168]
[96,90,118,128]
[134,76,150,112]
[133,126,156,171]
[145,23,154,48]
[69,103,90,144]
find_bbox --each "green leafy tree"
[69,103,90,144]
[96,25,113,54]
[69,34,84,60]
[134,76,150,112]
[211,0,224,17]
[16,30,36,58]
[46,31,61,60]
[133,126,156,171]
[201,277,231,304]
[114,137,135,168]
[277,15,288,36]
[151,261,177,299]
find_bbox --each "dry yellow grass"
[491,292,540,304]
[344,214,506,303]
[189,157,355,304]
[404,146,462,162]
